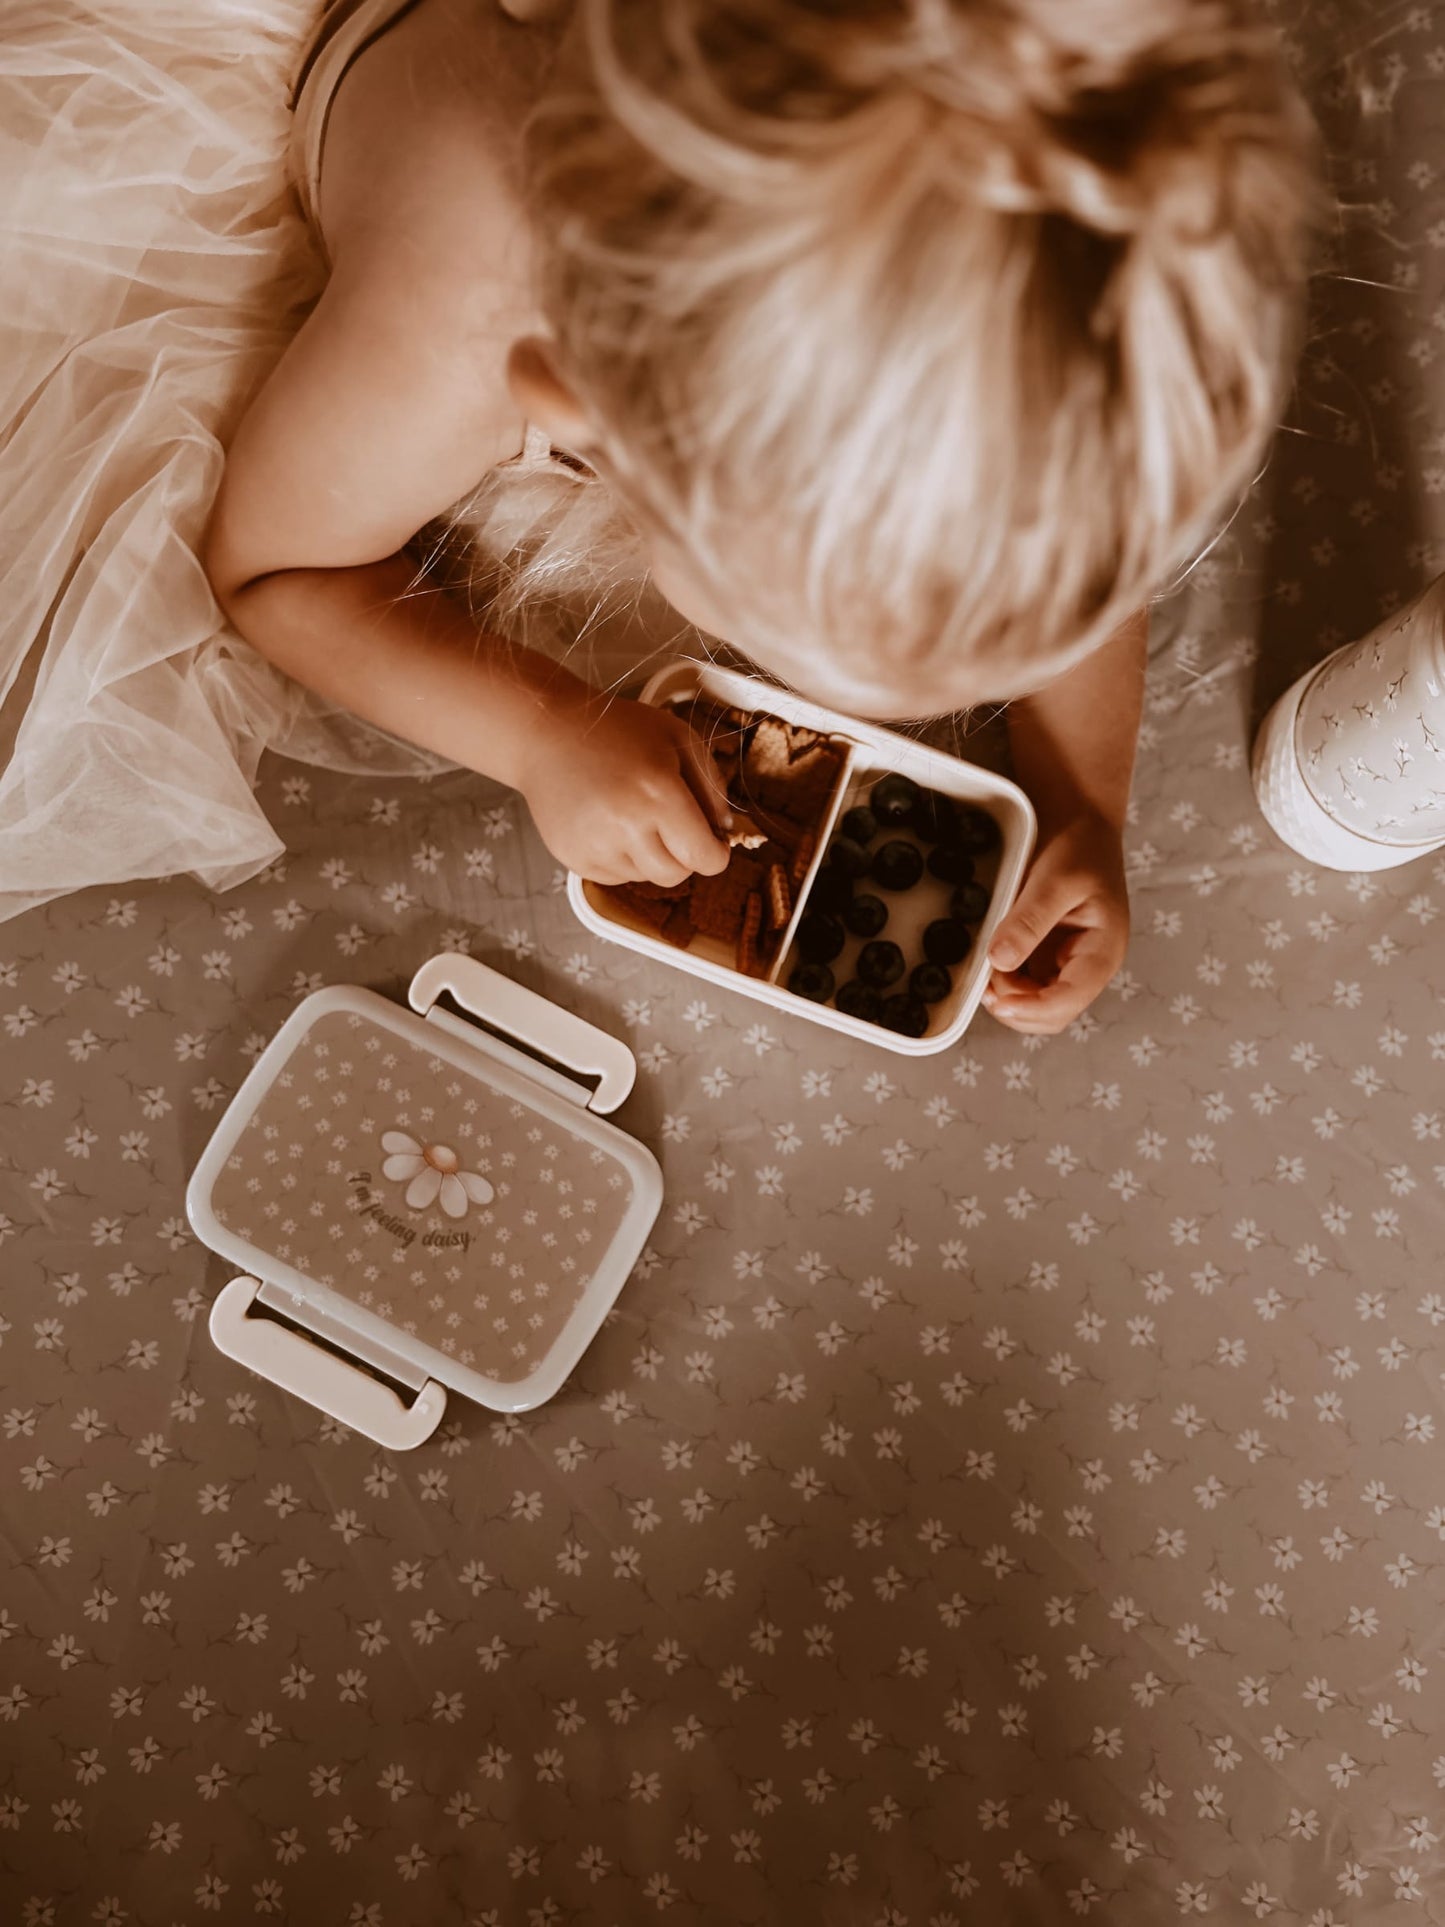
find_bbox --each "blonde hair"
[469,0,1317,708]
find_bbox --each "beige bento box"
[566,660,1036,1055]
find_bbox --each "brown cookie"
[736,891,764,976]
[690,852,763,941]
[744,716,793,780]
[765,862,791,931]
[661,900,697,948]
[727,812,768,851]
[602,883,673,932]
[757,740,845,822]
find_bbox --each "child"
[23,1,1317,1026]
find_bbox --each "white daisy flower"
[380,1132,493,1219]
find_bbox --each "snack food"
[796,910,846,964]
[922,917,973,966]
[789,962,835,1003]
[951,880,991,923]
[871,838,925,892]
[926,843,975,884]
[835,980,882,1022]
[857,939,906,988]
[843,893,888,939]
[909,961,953,1005]
[782,775,998,1035]
[597,700,847,977]
[879,994,929,1037]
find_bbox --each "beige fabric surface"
[4,3,1445,1924]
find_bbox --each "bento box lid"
[186,955,662,1448]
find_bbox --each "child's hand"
[981,814,1129,1035]
[521,695,732,887]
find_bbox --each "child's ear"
[506,337,595,450]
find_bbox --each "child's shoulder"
[320,0,550,336]
[211,1,559,588]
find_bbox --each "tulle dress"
[0,0,610,924]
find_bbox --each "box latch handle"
[408,952,636,1114]
[210,1277,447,1451]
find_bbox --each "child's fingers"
[658,781,730,877]
[983,978,1088,1033]
[674,725,734,837]
[630,834,692,890]
[988,867,1087,974]
[984,987,1085,1034]
[984,929,1116,1033]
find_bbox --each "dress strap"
[520,422,553,464]
[515,421,597,479]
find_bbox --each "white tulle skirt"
[0,0,445,923]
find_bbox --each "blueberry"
[809,865,854,915]
[911,790,957,844]
[788,962,835,1003]
[824,835,871,881]
[856,939,905,988]
[839,805,879,845]
[923,918,973,966]
[834,979,882,1023]
[950,880,991,923]
[870,838,924,891]
[796,911,846,964]
[879,995,929,1037]
[926,844,975,885]
[870,773,921,826]
[953,807,999,856]
[843,893,888,939]
[909,961,953,1005]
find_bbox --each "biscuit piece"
[690,853,763,941]
[729,803,800,855]
[727,812,768,851]
[602,883,673,932]
[661,900,697,948]
[613,699,847,976]
[744,716,794,779]
[761,740,846,822]
[765,862,791,931]
[736,891,764,976]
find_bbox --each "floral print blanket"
[4,4,1445,1922]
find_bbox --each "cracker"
[756,740,845,822]
[661,900,697,948]
[690,852,763,941]
[765,862,791,931]
[602,883,672,932]
[727,812,768,852]
[602,699,844,973]
[727,801,799,854]
[745,716,793,781]
[736,891,764,976]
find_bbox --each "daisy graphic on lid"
[380,1131,494,1219]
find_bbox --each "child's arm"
[984,608,1147,1034]
[205,267,728,888]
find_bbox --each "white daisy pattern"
[2,3,1445,1924]
[379,1130,493,1217]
